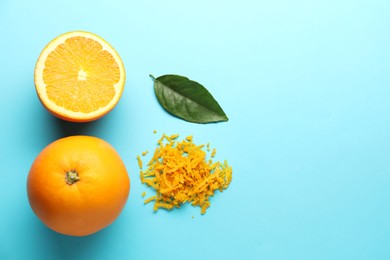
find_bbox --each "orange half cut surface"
[34,31,125,122]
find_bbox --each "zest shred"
[138,133,232,214]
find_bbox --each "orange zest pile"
[139,134,232,214]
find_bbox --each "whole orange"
[27,136,130,236]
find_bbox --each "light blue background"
[1,0,390,259]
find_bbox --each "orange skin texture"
[27,136,130,236]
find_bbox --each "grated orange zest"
[139,134,232,214]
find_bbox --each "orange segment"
[34,31,125,122]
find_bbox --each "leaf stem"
[149,74,156,81]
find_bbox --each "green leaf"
[150,74,228,124]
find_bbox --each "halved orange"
[34,31,125,122]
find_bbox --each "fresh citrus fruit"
[27,136,130,236]
[34,31,126,122]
